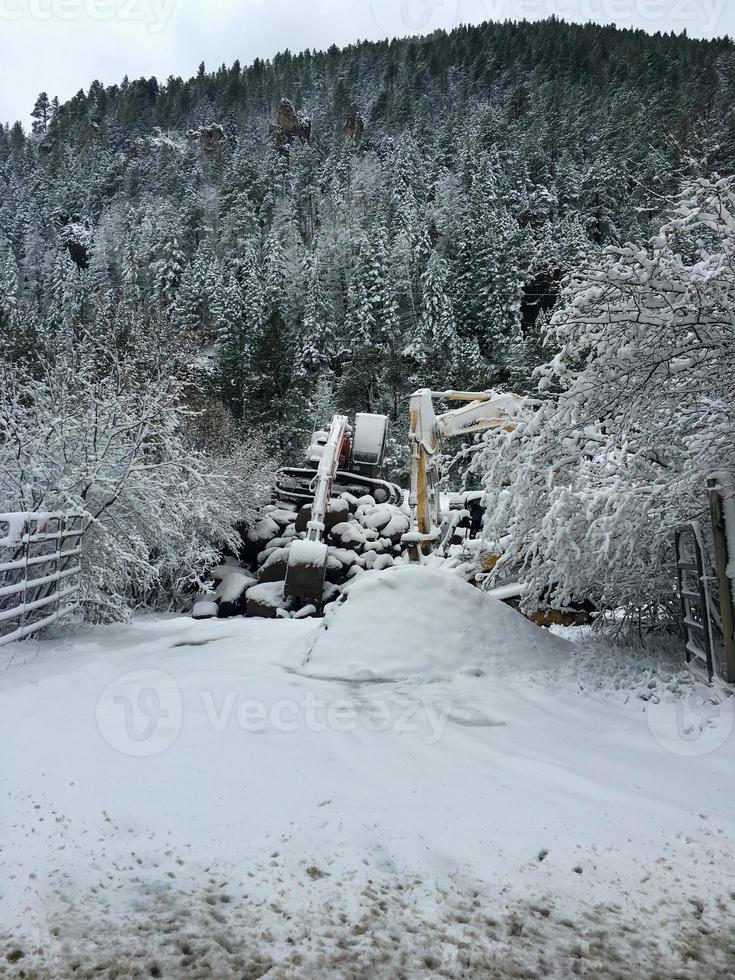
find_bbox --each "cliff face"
[343,103,365,143]
[186,124,227,155]
[275,99,311,156]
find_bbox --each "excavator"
[398,388,595,625]
[279,412,402,603]
[276,391,522,605]
[401,388,525,563]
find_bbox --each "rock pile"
[193,493,411,620]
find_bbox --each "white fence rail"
[0,511,85,646]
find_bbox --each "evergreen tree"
[0,247,19,324]
[152,235,186,316]
[0,15,732,471]
[31,92,51,134]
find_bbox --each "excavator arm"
[403,389,524,562]
[284,414,349,603]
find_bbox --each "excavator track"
[274,468,403,511]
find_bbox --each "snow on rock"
[297,497,353,533]
[361,507,392,531]
[256,544,280,566]
[352,502,409,543]
[215,570,256,604]
[246,515,279,543]
[382,511,410,540]
[191,599,218,619]
[339,491,359,511]
[244,490,412,617]
[328,548,365,568]
[322,582,341,604]
[327,497,351,522]
[331,522,365,548]
[257,546,291,583]
[245,580,290,618]
[292,603,317,619]
[268,508,299,528]
[300,565,569,681]
[267,535,293,550]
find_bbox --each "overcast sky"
[1,0,732,126]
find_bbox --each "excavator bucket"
[284,539,328,604]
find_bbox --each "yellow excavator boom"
[403,388,524,561]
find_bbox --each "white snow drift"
[0,576,733,978]
[300,564,570,682]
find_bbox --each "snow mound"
[299,565,570,681]
[215,570,256,603]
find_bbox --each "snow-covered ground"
[1,567,734,978]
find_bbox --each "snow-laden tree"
[152,234,187,315]
[0,246,19,323]
[0,317,274,621]
[478,176,735,624]
[300,245,335,372]
[405,249,484,390]
[452,158,530,382]
[338,228,399,414]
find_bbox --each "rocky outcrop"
[123,140,144,163]
[186,124,227,155]
[53,211,91,270]
[343,103,364,143]
[275,99,311,156]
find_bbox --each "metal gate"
[674,522,715,681]
[0,511,85,646]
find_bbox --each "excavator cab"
[350,413,388,478]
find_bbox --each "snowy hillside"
[1,568,733,978]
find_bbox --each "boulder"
[216,570,257,618]
[192,600,218,620]
[247,516,280,544]
[296,498,351,533]
[257,546,290,584]
[246,581,290,618]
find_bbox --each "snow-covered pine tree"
[152,234,187,316]
[0,246,19,324]
[452,157,529,383]
[405,248,484,390]
[478,175,735,625]
[338,227,399,415]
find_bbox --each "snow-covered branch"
[477,176,735,625]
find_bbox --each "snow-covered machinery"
[197,396,528,621]
[283,414,348,603]
[278,412,402,605]
[274,413,402,511]
[402,388,525,562]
